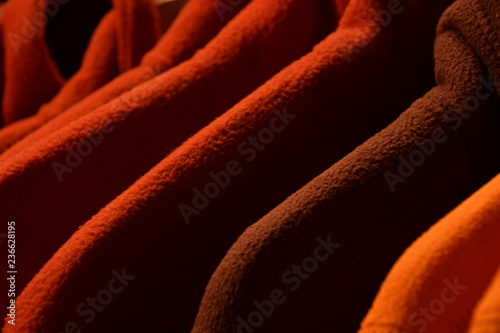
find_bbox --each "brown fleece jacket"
[191,0,500,332]
[4,0,453,331]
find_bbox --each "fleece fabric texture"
[360,171,500,333]
[0,0,149,124]
[157,0,189,33]
[0,0,159,151]
[191,0,500,332]
[0,17,4,128]
[1,0,66,125]
[4,0,454,331]
[0,0,257,313]
[469,266,500,333]
[0,0,250,160]
[0,0,340,308]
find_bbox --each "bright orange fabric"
[469,266,500,333]
[360,171,500,332]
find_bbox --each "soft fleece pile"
[192,0,500,331]
[0,0,158,127]
[3,0,453,331]
[0,0,228,154]
[3,0,500,332]
[359,171,500,332]
[469,265,500,332]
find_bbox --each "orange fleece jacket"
[0,0,159,148]
[0,0,241,155]
[191,0,500,331]
[469,266,500,333]
[360,172,500,333]
[4,0,453,331]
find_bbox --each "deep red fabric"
[0,0,159,150]
[0,1,341,331]
[0,0,249,160]
[0,0,257,292]
[1,0,66,124]
[2,0,454,331]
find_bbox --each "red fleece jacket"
[0,0,158,126]
[0,0,341,306]
[0,0,159,149]
[3,0,453,331]
[0,0,241,155]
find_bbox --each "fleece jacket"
[469,265,500,333]
[157,0,189,33]
[190,0,500,332]
[360,171,500,333]
[0,0,158,125]
[0,0,341,306]
[0,0,159,149]
[3,0,454,331]
[2,0,67,125]
[0,0,238,156]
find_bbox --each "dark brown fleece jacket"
[192,0,500,331]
